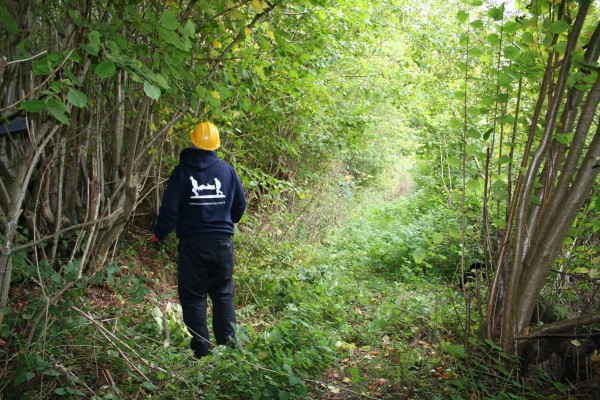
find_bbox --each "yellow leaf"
[266,30,275,40]
[212,40,222,49]
[149,121,157,131]
[250,0,263,13]
[245,27,252,37]
[210,91,220,99]
[167,127,173,136]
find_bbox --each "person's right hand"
[150,234,162,251]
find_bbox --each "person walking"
[152,121,246,358]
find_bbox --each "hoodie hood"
[179,147,220,171]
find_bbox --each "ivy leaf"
[67,88,88,108]
[143,82,161,100]
[95,60,116,79]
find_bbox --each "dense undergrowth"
[2,150,575,400]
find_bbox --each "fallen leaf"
[327,385,340,394]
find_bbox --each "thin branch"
[10,209,123,253]
[0,49,75,113]
[72,306,168,375]
[5,50,48,66]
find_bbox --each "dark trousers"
[177,236,236,357]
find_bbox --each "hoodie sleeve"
[154,166,182,241]
[230,169,246,224]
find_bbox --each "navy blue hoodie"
[154,148,246,241]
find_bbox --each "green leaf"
[432,232,443,245]
[278,392,290,400]
[0,7,18,35]
[553,41,567,54]
[67,88,87,108]
[47,108,70,124]
[141,381,158,391]
[496,93,509,103]
[470,47,483,58]
[448,156,461,168]
[521,31,534,45]
[251,0,264,14]
[95,60,116,79]
[465,144,479,154]
[467,127,480,139]
[549,20,569,35]
[498,71,513,86]
[159,27,188,50]
[159,9,179,30]
[470,20,483,29]
[349,367,362,383]
[20,100,46,112]
[503,21,518,34]
[466,179,480,190]
[46,98,70,125]
[483,127,494,140]
[143,82,161,100]
[289,375,301,386]
[253,66,267,80]
[487,34,500,46]
[456,11,469,23]
[180,20,196,37]
[487,5,504,21]
[498,155,512,165]
[445,344,466,359]
[82,30,101,56]
[413,248,426,264]
[503,46,520,60]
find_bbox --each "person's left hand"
[150,234,162,251]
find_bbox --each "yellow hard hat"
[190,122,220,150]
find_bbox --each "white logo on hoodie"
[190,177,225,199]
